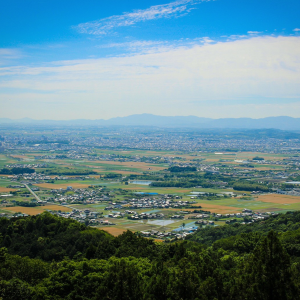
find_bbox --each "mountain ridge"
[0,114,299,130]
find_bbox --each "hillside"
[0,212,300,299]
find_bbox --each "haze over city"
[1,0,300,119]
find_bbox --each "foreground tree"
[236,231,298,300]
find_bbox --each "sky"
[0,0,300,120]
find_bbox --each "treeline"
[102,173,122,179]
[0,168,35,175]
[168,166,197,172]
[14,201,40,207]
[187,211,300,250]
[1,212,300,299]
[0,213,158,261]
[233,182,270,192]
[39,168,97,176]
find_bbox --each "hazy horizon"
[1,113,300,121]
[1,0,300,119]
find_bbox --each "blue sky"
[0,0,300,119]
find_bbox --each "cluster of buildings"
[2,126,300,153]
[5,163,48,168]
[127,212,165,220]
[49,188,109,204]
[50,208,100,224]
[120,198,195,210]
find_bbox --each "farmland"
[2,204,72,215]
[0,126,300,237]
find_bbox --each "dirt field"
[257,194,300,204]
[191,203,242,213]
[100,227,127,236]
[2,204,72,215]
[43,205,72,212]
[34,183,90,189]
[254,167,283,171]
[205,159,219,162]
[2,206,43,215]
[0,187,16,192]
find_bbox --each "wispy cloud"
[293,28,300,32]
[0,48,22,66]
[75,0,208,35]
[247,31,262,34]
[97,37,214,54]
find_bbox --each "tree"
[237,231,297,300]
[181,222,186,232]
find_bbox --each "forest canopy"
[0,212,300,299]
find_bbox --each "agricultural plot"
[101,227,127,236]
[186,194,300,213]
[2,204,72,215]
[257,194,300,205]
[34,183,91,189]
[0,178,14,187]
[1,135,300,238]
[0,187,16,192]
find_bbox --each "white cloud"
[1,35,300,119]
[0,48,22,65]
[97,37,214,54]
[247,31,262,34]
[293,28,300,32]
[75,0,208,35]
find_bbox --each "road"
[24,184,41,202]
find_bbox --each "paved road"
[24,184,41,201]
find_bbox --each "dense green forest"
[0,168,35,175]
[0,212,300,299]
[232,182,270,192]
[39,168,98,176]
[168,166,197,172]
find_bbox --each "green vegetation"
[252,156,265,160]
[1,128,300,298]
[187,211,300,250]
[39,168,97,176]
[13,201,40,207]
[233,182,270,192]
[0,212,300,299]
[168,166,197,172]
[103,173,122,179]
[0,167,35,175]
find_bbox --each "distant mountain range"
[1,114,300,130]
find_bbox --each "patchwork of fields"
[1,148,300,236]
